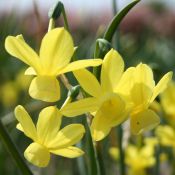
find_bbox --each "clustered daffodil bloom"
[61,49,130,141]
[61,48,172,140]
[125,144,155,175]
[5,27,102,102]
[15,105,85,167]
[118,63,172,134]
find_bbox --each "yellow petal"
[16,123,24,132]
[91,94,127,141]
[25,67,37,75]
[150,72,173,103]
[101,49,124,92]
[29,76,60,102]
[130,63,155,109]
[39,28,74,75]
[50,146,84,158]
[131,109,160,135]
[24,142,50,167]
[115,67,135,95]
[47,124,85,149]
[14,105,37,141]
[58,59,102,75]
[36,106,62,145]
[91,117,111,141]
[60,97,100,117]
[160,81,175,116]
[73,69,102,97]
[5,35,41,73]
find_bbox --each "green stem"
[117,125,125,175]
[84,117,99,175]
[0,119,33,175]
[155,145,160,175]
[96,142,106,175]
[61,5,70,32]
[48,18,55,31]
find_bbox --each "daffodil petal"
[16,123,24,132]
[14,105,37,141]
[25,67,37,75]
[50,146,84,158]
[131,109,160,135]
[36,106,62,145]
[73,69,102,97]
[150,71,173,103]
[58,59,102,75]
[24,142,50,167]
[29,76,60,102]
[60,97,99,117]
[5,35,41,73]
[40,28,74,74]
[101,49,124,92]
[91,116,111,141]
[129,63,155,108]
[47,124,85,149]
[115,67,135,95]
[160,81,175,116]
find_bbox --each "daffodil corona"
[5,28,102,102]
[15,105,85,167]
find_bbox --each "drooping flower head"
[5,28,102,102]
[116,63,172,134]
[61,49,130,141]
[15,105,85,167]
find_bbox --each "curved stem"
[0,119,33,175]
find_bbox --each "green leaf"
[104,0,140,42]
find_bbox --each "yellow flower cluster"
[5,27,172,167]
[61,49,172,140]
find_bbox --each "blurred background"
[0,0,175,174]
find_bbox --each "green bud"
[48,0,63,20]
[68,85,80,100]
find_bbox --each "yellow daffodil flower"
[155,125,175,148]
[5,27,102,102]
[160,81,175,126]
[117,63,172,134]
[15,105,85,167]
[125,144,155,175]
[61,49,130,141]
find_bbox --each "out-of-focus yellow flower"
[15,69,32,91]
[118,63,172,134]
[15,105,85,167]
[125,144,155,175]
[109,147,119,161]
[1,82,18,108]
[5,27,102,102]
[160,81,175,126]
[61,49,130,141]
[155,125,175,148]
